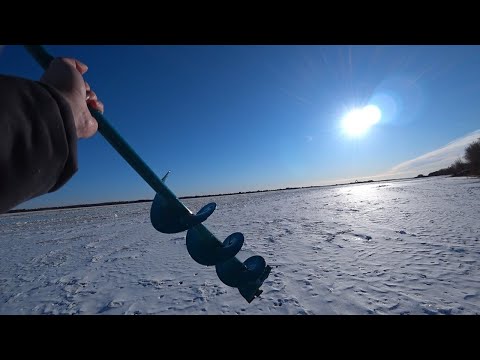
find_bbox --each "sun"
[341,105,382,137]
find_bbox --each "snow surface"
[1,176,479,314]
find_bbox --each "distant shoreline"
[6,177,422,214]
[18,172,474,215]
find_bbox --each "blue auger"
[24,45,271,303]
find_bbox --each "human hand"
[40,57,104,139]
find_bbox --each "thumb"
[59,57,88,74]
[74,59,88,74]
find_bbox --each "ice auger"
[24,45,271,303]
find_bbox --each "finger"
[58,57,88,74]
[85,81,91,92]
[87,99,104,114]
[83,116,99,139]
[74,59,88,74]
[58,57,76,68]
[85,90,97,101]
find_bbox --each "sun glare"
[341,105,382,137]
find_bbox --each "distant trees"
[427,167,456,177]
[465,138,480,174]
[426,137,480,177]
[451,158,469,175]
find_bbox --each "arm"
[0,58,103,214]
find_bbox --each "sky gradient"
[1,45,479,208]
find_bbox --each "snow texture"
[1,176,479,314]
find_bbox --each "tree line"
[424,137,480,177]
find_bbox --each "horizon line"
[6,175,423,214]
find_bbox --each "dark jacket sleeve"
[0,75,78,214]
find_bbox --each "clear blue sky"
[1,45,480,208]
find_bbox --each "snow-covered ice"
[1,176,479,314]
